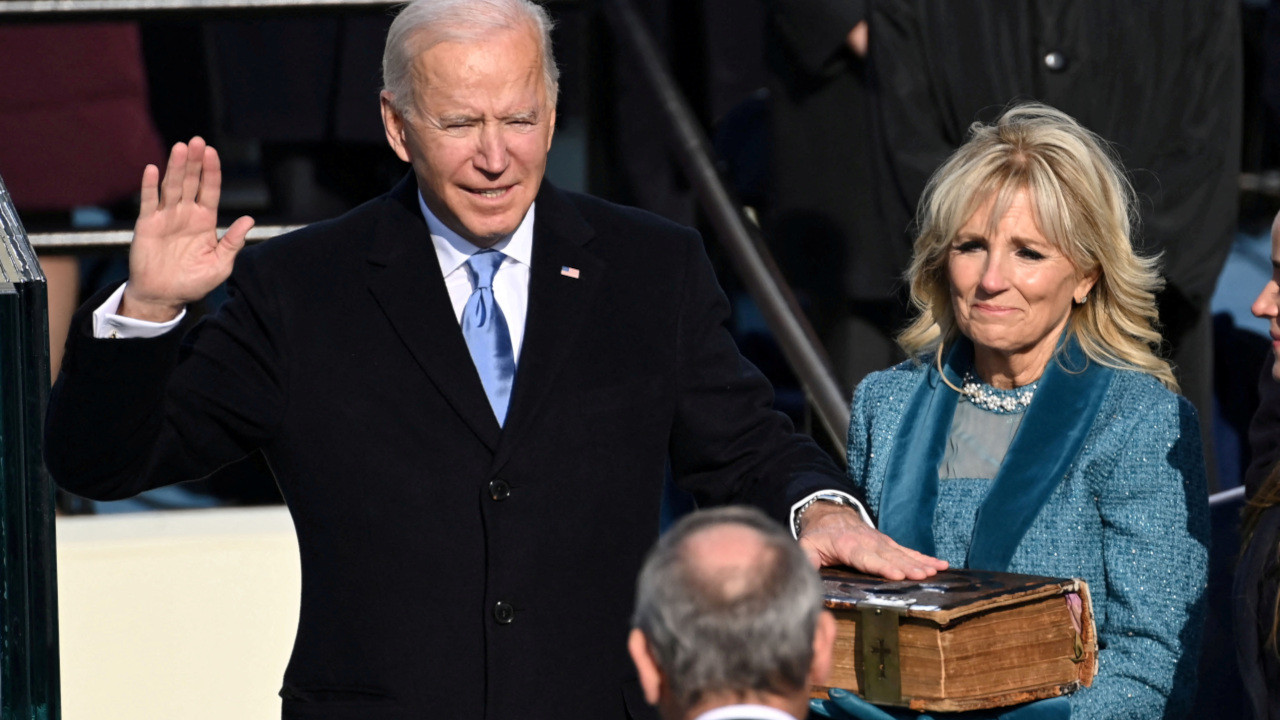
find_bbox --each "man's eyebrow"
[435,113,479,125]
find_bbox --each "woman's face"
[1250,211,1280,381]
[947,189,1096,387]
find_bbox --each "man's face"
[381,26,555,248]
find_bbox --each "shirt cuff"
[789,490,874,539]
[92,283,186,339]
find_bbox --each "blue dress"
[846,352,1209,720]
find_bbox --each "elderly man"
[628,506,837,720]
[44,1,942,717]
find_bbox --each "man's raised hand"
[119,137,255,322]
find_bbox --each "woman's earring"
[1074,294,1089,306]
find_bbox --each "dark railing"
[0,175,60,720]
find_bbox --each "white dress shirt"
[419,192,532,361]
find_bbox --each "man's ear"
[627,628,664,706]
[380,91,412,163]
[809,610,838,686]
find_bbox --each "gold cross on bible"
[871,638,893,679]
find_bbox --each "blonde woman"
[820,104,1209,720]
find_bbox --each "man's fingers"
[219,215,255,258]
[800,539,824,570]
[160,142,188,209]
[800,524,948,581]
[139,164,160,217]
[892,543,949,570]
[198,145,223,211]
[852,538,947,579]
[181,136,206,205]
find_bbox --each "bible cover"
[811,568,1097,712]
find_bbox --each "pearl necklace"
[960,373,1037,413]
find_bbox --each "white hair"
[382,0,559,117]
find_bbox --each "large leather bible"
[811,568,1098,712]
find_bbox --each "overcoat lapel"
[492,183,603,471]
[365,176,502,452]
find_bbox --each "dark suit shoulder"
[549,186,703,256]
[240,189,409,269]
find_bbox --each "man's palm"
[122,137,254,322]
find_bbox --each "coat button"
[493,601,515,624]
[489,479,511,501]
[1043,50,1067,72]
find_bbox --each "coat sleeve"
[665,229,858,524]
[44,255,287,501]
[1070,394,1210,719]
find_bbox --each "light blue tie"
[462,250,516,426]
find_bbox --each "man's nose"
[474,125,509,174]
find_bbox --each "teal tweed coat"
[847,358,1209,720]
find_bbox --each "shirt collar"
[418,191,535,275]
[692,704,800,720]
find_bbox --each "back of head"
[899,102,1175,388]
[382,0,560,117]
[631,506,824,709]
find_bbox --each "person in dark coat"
[42,1,946,718]
[1238,209,1280,720]
[760,0,909,392]
[866,0,1241,491]
[1249,348,1280,498]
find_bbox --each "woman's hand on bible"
[797,502,948,581]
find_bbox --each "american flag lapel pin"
[560,266,581,279]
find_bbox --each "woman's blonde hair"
[897,103,1176,390]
